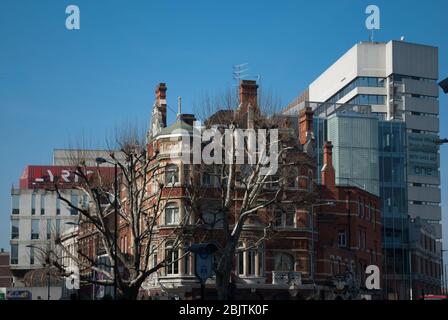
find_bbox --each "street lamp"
[95,157,118,300]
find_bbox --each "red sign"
[19,165,114,189]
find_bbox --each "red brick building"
[74,81,383,300]
[315,141,382,299]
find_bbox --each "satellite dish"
[400,36,405,41]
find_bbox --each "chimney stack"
[155,83,167,127]
[299,106,314,145]
[321,141,336,192]
[239,80,258,114]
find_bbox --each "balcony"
[271,271,302,285]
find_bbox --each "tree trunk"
[215,246,234,300]
[216,268,231,300]
[121,285,140,300]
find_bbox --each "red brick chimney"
[321,141,336,192]
[239,80,258,114]
[299,106,314,145]
[155,83,167,127]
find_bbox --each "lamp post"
[95,157,118,300]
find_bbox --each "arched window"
[165,164,179,185]
[165,241,179,275]
[165,202,179,225]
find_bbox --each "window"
[152,246,158,268]
[165,203,179,225]
[248,248,256,276]
[258,244,264,276]
[184,242,190,275]
[47,219,52,240]
[56,219,61,238]
[40,194,45,215]
[165,242,179,275]
[184,165,190,186]
[274,253,294,271]
[338,231,347,248]
[11,244,18,264]
[152,175,159,194]
[56,197,61,215]
[123,236,128,254]
[274,206,295,228]
[70,194,79,215]
[165,164,179,185]
[31,194,36,215]
[237,242,244,275]
[358,198,362,217]
[30,246,35,265]
[12,195,20,215]
[202,172,213,186]
[11,220,19,239]
[31,219,39,239]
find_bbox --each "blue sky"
[0,0,447,251]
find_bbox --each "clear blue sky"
[0,0,447,252]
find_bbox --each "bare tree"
[188,89,317,300]
[50,130,192,300]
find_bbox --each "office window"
[47,219,52,240]
[12,195,20,215]
[31,194,36,215]
[165,241,179,275]
[70,194,78,215]
[56,197,61,215]
[40,194,45,215]
[165,202,179,225]
[30,246,35,265]
[11,220,19,239]
[31,219,39,239]
[338,231,347,248]
[11,244,18,264]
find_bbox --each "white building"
[10,149,118,287]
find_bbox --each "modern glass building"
[326,111,379,196]
[284,40,442,299]
[378,121,410,299]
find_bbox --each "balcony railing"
[272,271,302,285]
